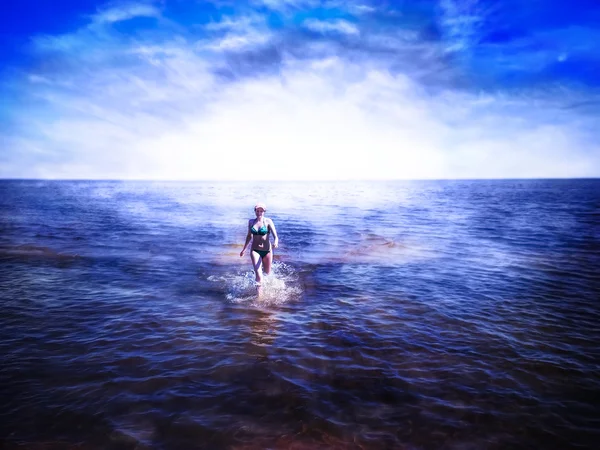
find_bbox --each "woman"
[240,203,279,285]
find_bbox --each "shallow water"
[1,179,599,449]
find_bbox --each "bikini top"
[250,220,269,236]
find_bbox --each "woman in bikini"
[240,203,279,285]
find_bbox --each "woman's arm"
[240,221,252,256]
[269,219,279,248]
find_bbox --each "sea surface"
[1,179,599,450]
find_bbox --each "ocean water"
[0,179,599,450]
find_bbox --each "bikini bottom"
[252,249,271,258]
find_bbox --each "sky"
[1,0,599,180]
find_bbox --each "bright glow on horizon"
[1,0,599,180]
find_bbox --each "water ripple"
[1,180,599,449]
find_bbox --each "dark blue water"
[1,179,599,449]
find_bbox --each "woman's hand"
[273,238,279,249]
[240,249,245,257]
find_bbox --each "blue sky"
[1,0,599,180]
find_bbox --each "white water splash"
[207,262,302,305]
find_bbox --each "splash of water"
[207,262,302,306]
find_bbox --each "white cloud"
[93,2,161,24]
[6,50,598,180]
[30,2,166,61]
[251,0,320,11]
[3,1,599,180]
[201,13,273,51]
[439,0,486,52]
[27,74,52,84]
[351,4,376,14]
[204,15,261,31]
[303,18,360,35]
[203,30,273,51]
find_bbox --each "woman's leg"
[250,250,263,283]
[263,250,273,276]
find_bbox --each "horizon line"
[1,177,599,182]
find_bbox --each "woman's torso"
[250,218,271,251]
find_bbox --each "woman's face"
[255,208,265,216]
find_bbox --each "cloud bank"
[1,0,599,179]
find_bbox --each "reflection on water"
[248,307,278,351]
[1,180,599,449]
